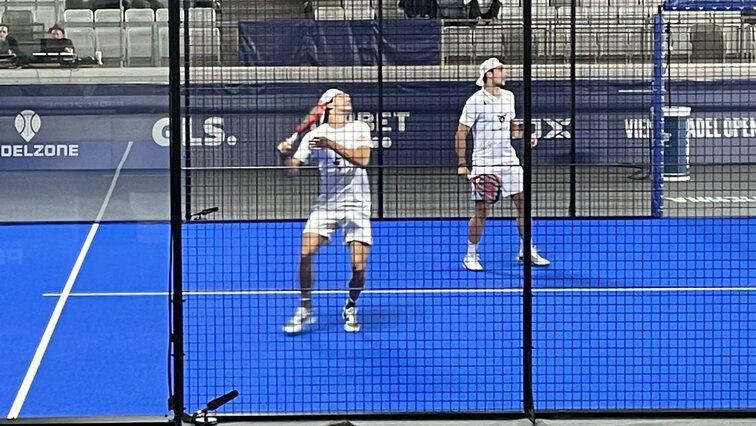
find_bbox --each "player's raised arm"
[277,136,306,174]
[455,122,471,177]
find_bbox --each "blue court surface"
[2,218,755,418]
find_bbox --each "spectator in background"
[49,24,75,53]
[304,0,314,19]
[400,0,437,18]
[0,24,25,57]
[465,0,501,20]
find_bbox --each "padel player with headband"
[277,88,373,334]
[455,57,550,271]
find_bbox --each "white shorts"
[469,165,524,201]
[303,208,372,246]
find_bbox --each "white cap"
[476,57,505,87]
[318,88,346,105]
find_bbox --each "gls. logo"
[15,110,42,142]
[152,117,238,147]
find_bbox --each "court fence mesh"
[169,0,756,420]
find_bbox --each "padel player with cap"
[277,88,373,334]
[455,57,550,271]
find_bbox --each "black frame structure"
[166,0,756,425]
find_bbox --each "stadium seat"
[154,7,184,23]
[66,26,97,56]
[576,26,600,61]
[94,8,122,22]
[533,6,558,25]
[501,24,523,60]
[2,10,34,25]
[473,25,505,62]
[497,5,520,20]
[723,24,742,61]
[188,26,220,64]
[550,23,569,61]
[187,7,215,26]
[609,0,639,6]
[343,0,374,17]
[155,8,169,21]
[344,8,375,19]
[64,9,94,22]
[343,0,373,8]
[441,25,473,64]
[312,0,343,7]
[691,22,724,62]
[599,30,630,62]
[742,24,756,61]
[35,3,58,30]
[94,20,124,65]
[126,26,154,65]
[616,6,650,25]
[315,6,346,20]
[668,25,692,62]
[530,26,550,59]
[625,26,652,61]
[709,11,741,26]
[125,8,155,22]
[157,24,171,65]
[380,2,405,18]
[344,4,375,19]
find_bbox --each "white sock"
[467,241,477,257]
[519,238,524,253]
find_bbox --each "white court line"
[7,141,134,420]
[42,286,756,298]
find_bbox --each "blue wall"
[238,20,441,66]
[1,80,754,170]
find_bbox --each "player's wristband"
[457,163,467,167]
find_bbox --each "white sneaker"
[283,306,315,334]
[342,306,360,332]
[517,246,551,266]
[463,253,483,271]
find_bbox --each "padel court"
[2,214,754,417]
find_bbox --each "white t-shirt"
[459,88,519,167]
[294,121,372,210]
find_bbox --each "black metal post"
[522,0,535,421]
[182,1,192,221]
[168,0,184,421]
[568,0,577,217]
[376,0,384,219]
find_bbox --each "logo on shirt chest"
[497,114,507,124]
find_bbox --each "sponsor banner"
[238,19,441,66]
[0,81,754,170]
